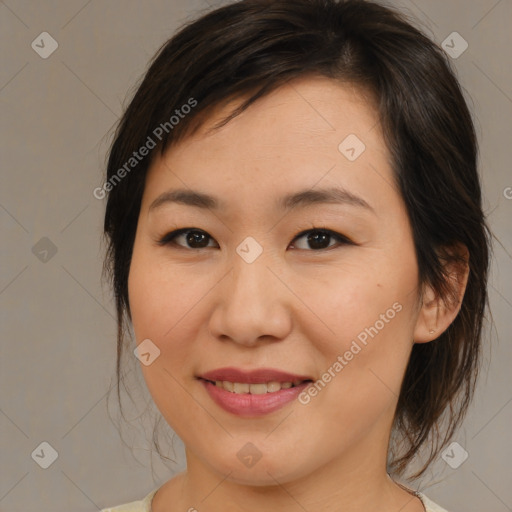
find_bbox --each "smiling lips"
[198,367,313,416]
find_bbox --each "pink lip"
[199,367,312,384]
[200,379,311,417]
[197,367,313,417]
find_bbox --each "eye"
[158,227,352,251]
[290,228,352,251]
[157,228,218,249]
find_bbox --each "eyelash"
[157,226,353,251]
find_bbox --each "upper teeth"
[214,380,302,394]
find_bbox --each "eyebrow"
[149,186,375,214]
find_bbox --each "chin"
[206,449,314,487]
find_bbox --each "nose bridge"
[231,239,271,301]
[229,237,277,316]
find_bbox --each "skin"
[127,75,468,512]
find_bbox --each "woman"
[100,0,491,510]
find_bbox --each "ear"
[413,243,470,343]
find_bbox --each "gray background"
[1,0,511,511]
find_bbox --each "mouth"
[197,367,314,396]
[198,378,313,394]
[197,369,314,416]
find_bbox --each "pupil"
[309,232,329,249]
[188,230,208,248]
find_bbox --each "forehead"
[143,76,395,214]
[187,75,382,155]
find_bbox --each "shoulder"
[100,488,159,512]
[418,492,450,512]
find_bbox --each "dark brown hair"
[102,0,491,478]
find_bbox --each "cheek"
[295,253,418,408]
[295,256,413,352]
[128,245,203,342]
[293,291,413,455]
[128,252,210,436]
[127,246,214,400]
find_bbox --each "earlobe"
[413,244,469,344]
[413,286,441,343]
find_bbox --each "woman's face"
[128,76,424,485]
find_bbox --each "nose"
[207,248,293,347]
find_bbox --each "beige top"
[101,487,450,512]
